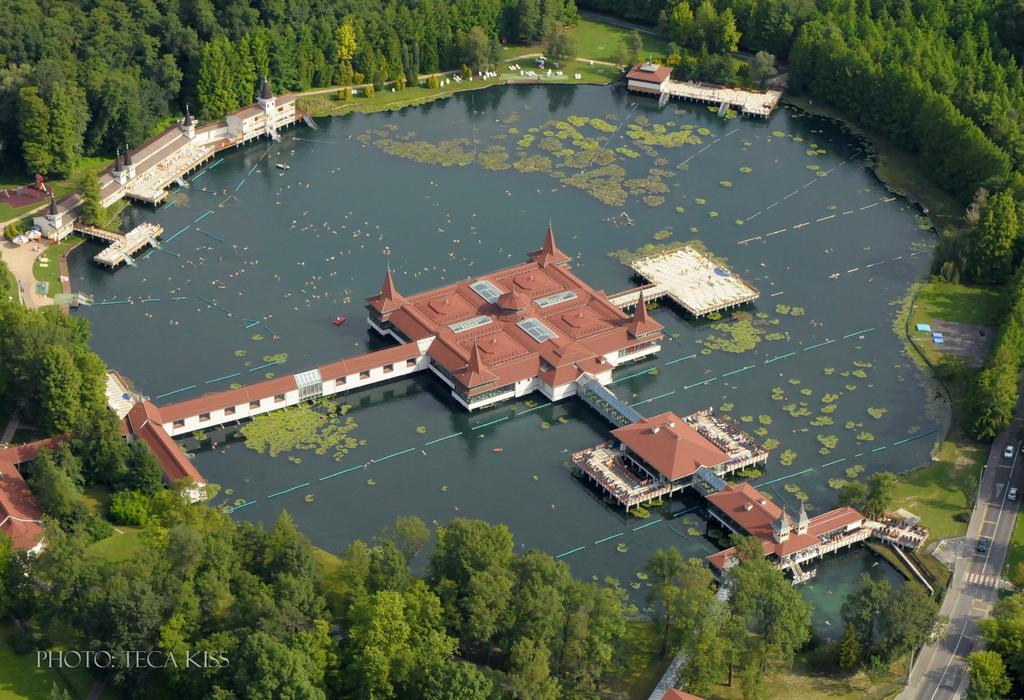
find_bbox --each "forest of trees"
[0,0,577,177]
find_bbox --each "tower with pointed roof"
[122,143,136,179]
[46,195,62,229]
[528,221,570,267]
[796,501,809,535]
[257,76,276,113]
[773,508,791,543]
[627,291,662,338]
[366,268,404,320]
[112,149,127,186]
[182,104,196,139]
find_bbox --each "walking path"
[0,239,50,309]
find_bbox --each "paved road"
[900,393,1024,699]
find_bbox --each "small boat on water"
[492,448,503,453]
[276,163,290,170]
[332,315,347,326]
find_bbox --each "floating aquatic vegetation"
[675,206,685,213]
[251,334,263,341]
[783,404,811,418]
[615,147,640,158]
[720,402,735,412]
[708,211,719,218]
[617,543,628,552]
[478,146,511,170]
[304,494,314,503]
[694,198,706,205]
[846,464,864,478]
[416,426,427,434]
[262,353,288,363]
[779,450,797,465]
[720,181,733,188]
[563,164,628,206]
[784,483,809,501]
[853,360,873,368]
[824,367,835,375]
[653,230,672,241]
[765,332,784,341]
[828,478,847,490]
[234,349,246,357]
[852,369,868,378]
[800,388,813,396]
[771,387,786,400]
[517,135,535,148]
[740,416,753,423]
[772,130,786,137]
[810,416,833,426]
[700,317,762,353]
[644,196,666,207]
[788,378,801,385]
[822,393,839,404]
[755,428,768,437]
[241,400,360,461]
[763,438,780,450]
[229,383,242,389]
[589,118,618,133]
[759,415,772,425]
[367,479,376,486]
[817,434,838,449]
[513,154,553,173]
[857,432,875,441]
[867,407,887,419]
[541,421,551,429]
[739,166,752,173]
[735,220,745,226]
[806,164,820,171]
[264,372,275,379]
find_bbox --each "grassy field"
[912,282,1003,327]
[710,653,909,700]
[0,157,111,222]
[498,17,668,64]
[1006,514,1024,575]
[86,528,146,563]
[892,439,984,543]
[0,622,95,700]
[31,235,83,298]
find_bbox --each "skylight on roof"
[517,317,558,343]
[449,315,492,333]
[469,280,502,303]
[535,290,577,308]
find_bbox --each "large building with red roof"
[626,63,673,95]
[367,225,663,410]
[704,479,872,581]
[0,438,65,552]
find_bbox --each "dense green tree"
[506,637,560,700]
[970,190,1022,283]
[980,593,1024,679]
[544,23,576,62]
[377,515,430,562]
[422,659,493,700]
[18,86,52,174]
[966,650,1013,700]
[750,50,777,87]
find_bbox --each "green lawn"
[0,157,111,222]
[1006,513,1024,575]
[86,528,146,563]
[499,17,668,63]
[891,438,984,546]
[913,282,1003,327]
[0,622,95,700]
[32,235,83,298]
[712,652,909,700]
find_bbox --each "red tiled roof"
[126,402,205,485]
[663,690,703,700]
[0,436,67,466]
[612,412,728,481]
[0,459,44,550]
[627,291,662,338]
[706,481,865,569]
[159,375,298,423]
[367,269,404,316]
[368,227,661,395]
[626,63,672,84]
[456,341,499,388]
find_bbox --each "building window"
[359,370,370,380]
[199,412,210,422]
[406,359,417,368]
[274,393,285,403]
[337,376,347,385]
[173,420,184,429]
[249,400,260,409]
[225,406,236,416]
[383,363,394,374]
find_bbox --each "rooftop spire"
[529,220,569,267]
[114,148,124,171]
[184,104,194,126]
[367,267,404,316]
[47,195,57,217]
[123,144,132,166]
[797,500,810,533]
[773,507,791,542]
[627,291,661,338]
[460,339,498,388]
[260,76,273,101]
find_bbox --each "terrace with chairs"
[572,443,676,510]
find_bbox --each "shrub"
[109,490,151,526]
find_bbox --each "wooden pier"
[663,80,782,117]
[75,222,164,267]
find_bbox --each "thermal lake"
[69,84,939,592]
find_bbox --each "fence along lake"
[69,84,940,591]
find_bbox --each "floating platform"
[663,81,782,117]
[80,223,164,267]
[613,246,759,318]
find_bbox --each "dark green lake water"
[70,84,938,594]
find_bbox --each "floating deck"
[615,246,759,318]
[663,81,782,117]
[80,223,164,267]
